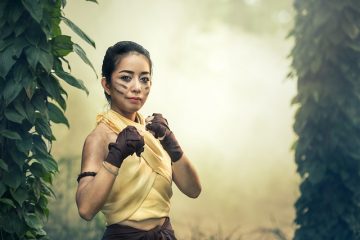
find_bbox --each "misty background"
[48,0,298,239]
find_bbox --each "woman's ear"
[101,77,111,96]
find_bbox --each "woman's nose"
[131,78,141,92]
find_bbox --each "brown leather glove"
[145,113,183,162]
[105,126,145,168]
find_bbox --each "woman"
[75,41,202,240]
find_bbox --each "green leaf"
[9,146,27,168]
[24,80,37,99]
[41,172,53,184]
[0,46,17,78]
[31,178,42,201]
[24,46,41,70]
[25,100,36,124]
[38,75,63,108]
[15,135,33,154]
[12,61,31,83]
[0,198,16,208]
[5,108,25,124]
[51,35,73,57]
[25,46,53,72]
[13,99,27,118]
[53,71,89,95]
[0,159,8,171]
[34,228,47,237]
[40,0,61,38]
[61,17,96,48]
[14,17,28,36]
[0,209,24,233]
[48,102,69,127]
[32,135,50,158]
[0,182,6,198]
[37,157,58,173]
[0,129,22,140]
[2,80,23,105]
[35,118,52,141]
[7,1,24,24]
[3,168,22,189]
[10,187,28,206]
[21,0,43,23]
[0,39,12,52]
[30,162,46,178]
[73,43,98,77]
[31,92,47,116]
[41,183,56,198]
[38,195,48,210]
[25,213,42,229]
[0,1,7,19]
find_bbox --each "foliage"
[290,0,360,239]
[0,0,96,239]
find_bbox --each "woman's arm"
[145,113,202,198]
[172,154,201,198]
[76,125,144,221]
[76,132,118,221]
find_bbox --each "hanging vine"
[0,0,96,239]
[290,0,360,239]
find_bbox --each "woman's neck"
[110,106,137,122]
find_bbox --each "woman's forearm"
[172,154,201,198]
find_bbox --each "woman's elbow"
[77,203,96,221]
[187,185,202,199]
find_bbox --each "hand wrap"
[146,113,183,162]
[105,126,145,168]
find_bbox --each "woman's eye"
[120,76,131,81]
[140,77,150,83]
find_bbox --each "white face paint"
[105,53,152,121]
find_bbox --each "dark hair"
[101,41,153,102]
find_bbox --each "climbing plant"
[0,0,96,239]
[290,0,360,239]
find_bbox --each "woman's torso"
[96,122,168,231]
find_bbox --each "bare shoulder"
[80,123,115,172]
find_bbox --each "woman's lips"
[127,97,142,104]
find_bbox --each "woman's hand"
[105,126,145,168]
[146,114,201,198]
[145,113,183,162]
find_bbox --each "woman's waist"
[112,217,167,231]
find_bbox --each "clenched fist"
[146,113,183,162]
[105,126,145,168]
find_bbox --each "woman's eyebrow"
[118,70,150,75]
[118,70,134,74]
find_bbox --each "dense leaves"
[290,0,360,239]
[0,0,96,239]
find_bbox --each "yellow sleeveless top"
[96,110,173,225]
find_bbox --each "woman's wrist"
[105,143,126,168]
[102,161,119,176]
[160,131,183,162]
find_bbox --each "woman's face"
[103,53,152,118]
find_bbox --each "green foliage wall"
[0,0,96,239]
[291,0,360,239]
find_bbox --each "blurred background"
[46,0,298,239]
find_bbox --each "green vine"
[290,0,360,239]
[0,0,96,239]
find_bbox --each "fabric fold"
[97,110,173,224]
